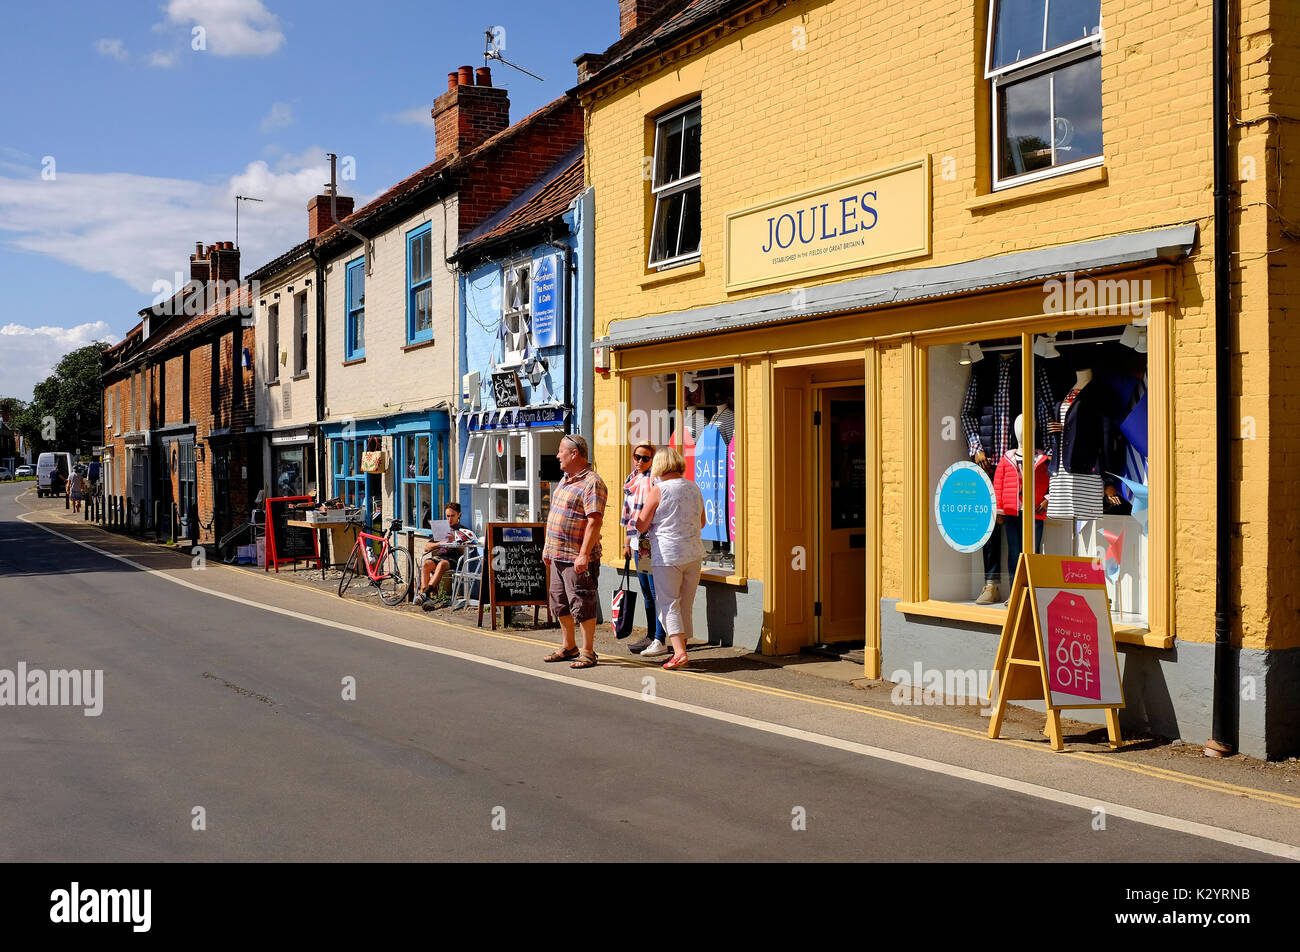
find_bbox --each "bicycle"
[337,518,414,606]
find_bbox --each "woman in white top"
[636,447,706,670]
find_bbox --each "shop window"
[345,257,365,360]
[400,432,446,533]
[629,367,738,574]
[926,323,1149,628]
[648,100,701,269]
[332,438,368,512]
[407,224,433,345]
[985,0,1102,189]
[274,445,314,498]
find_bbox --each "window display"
[928,324,1149,627]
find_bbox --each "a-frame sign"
[988,553,1125,752]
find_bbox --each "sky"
[0,0,619,404]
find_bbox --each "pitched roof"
[141,284,253,355]
[313,95,578,255]
[453,149,584,262]
[571,0,758,96]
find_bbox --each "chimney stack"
[308,187,355,239]
[618,0,672,37]
[432,64,510,162]
[190,242,211,285]
[209,241,240,286]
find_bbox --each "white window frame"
[293,292,309,377]
[647,100,702,271]
[985,1,1103,191]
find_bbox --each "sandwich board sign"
[987,553,1125,751]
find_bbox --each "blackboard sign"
[491,371,523,408]
[478,522,549,630]
[265,495,319,571]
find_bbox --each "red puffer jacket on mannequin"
[993,450,1050,518]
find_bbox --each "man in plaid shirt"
[542,434,608,669]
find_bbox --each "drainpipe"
[1208,0,1235,757]
[326,153,373,275]
[309,243,327,499]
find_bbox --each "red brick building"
[100,242,257,545]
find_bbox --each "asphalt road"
[0,481,1284,862]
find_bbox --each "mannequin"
[993,414,1048,596]
[1046,350,1121,521]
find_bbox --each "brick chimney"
[190,241,211,284]
[308,188,355,239]
[432,65,510,162]
[209,241,240,285]
[619,0,673,36]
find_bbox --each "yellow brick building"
[575,0,1300,757]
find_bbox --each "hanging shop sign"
[934,460,997,553]
[987,554,1125,752]
[724,156,931,292]
[491,371,524,408]
[531,254,562,348]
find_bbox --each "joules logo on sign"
[725,157,931,292]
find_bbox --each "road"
[0,480,1291,862]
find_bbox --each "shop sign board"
[987,554,1125,751]
[934,461,997,553]
[531,254,561,347]
[724,156,931,292]
[478,522,550,631]
[491,371,524,408]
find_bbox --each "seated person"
[413,502,476,608]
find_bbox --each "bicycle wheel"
[377,546,413,606]
[338,546,361,598]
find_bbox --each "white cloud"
[96,38,129,62]
[162,0,285,57]
[387,107,435,128]
[0,148,377,301]
[147,50,178,68]
[259,101,294,133]
[0,322,118,402]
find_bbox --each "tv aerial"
[483,27,544,82]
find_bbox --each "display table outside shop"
[286,518,364,580]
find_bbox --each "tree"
[15,343,110,458]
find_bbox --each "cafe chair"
[449,541,483,611]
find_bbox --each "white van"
[36,452,74,498]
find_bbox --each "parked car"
[36,452,73,497]
[0,466,12,480]
[15,464,35,478]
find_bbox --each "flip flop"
[544,647,580,663]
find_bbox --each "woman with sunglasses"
[621,443,668,656]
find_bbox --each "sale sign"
[1046,592,1101,700]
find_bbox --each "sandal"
[544,646,580,663]
[662,655,689,670]
[569,651,598,669]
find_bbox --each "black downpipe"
[310,245,327,499]
[1210,0,1236,754]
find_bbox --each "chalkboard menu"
[265,495,319,569]
[485,523,547,604]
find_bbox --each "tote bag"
[610,557,638,640]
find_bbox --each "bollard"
[189,503,199,549]
[171,504,179,546]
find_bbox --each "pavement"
[4,480,1300,862]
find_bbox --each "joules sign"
[725,156,931,292]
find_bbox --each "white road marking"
[16,509,1300,861]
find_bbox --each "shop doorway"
[814,385,866,644]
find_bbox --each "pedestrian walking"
[636,447,706,670]
[68,469,85,513]
[621,442,669,656]
[541,434,607,670]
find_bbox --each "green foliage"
[13,343,110,456]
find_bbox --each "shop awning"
[596,224,1198,349]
